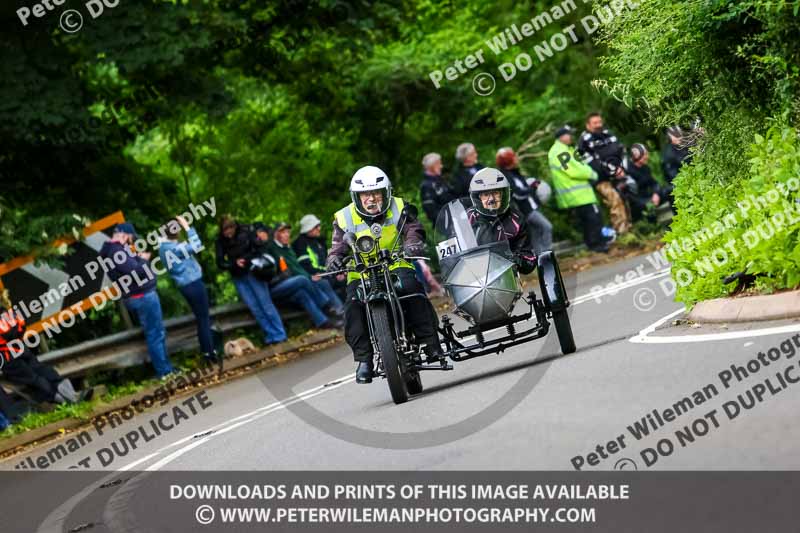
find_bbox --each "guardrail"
[38,302,304,378]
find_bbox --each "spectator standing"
[496,146,554,255]
[622,143,662,222]
[661,126,694,210]
[452,143,485,198]
[216,216,288,345]
[419,152,458,224]
[577,112,632,235]
[252,224,343,329]
[549,125,608,253]
[159,215,222,370]
[268,222,345,318]
[0,289,92,403]
[100,223,175,378]
[292,214,346,299]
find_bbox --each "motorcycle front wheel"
[372,301,410,404]
[405,371,423,395]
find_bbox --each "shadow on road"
[414,331,639,400]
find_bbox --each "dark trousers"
[626,193,656,223]
[344,268,439,362]
[2,349,62,403]
[179,279,214,356]
[0,384,17,420]
[574,203,604,250]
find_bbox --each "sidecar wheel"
[553,308,576,355]
[372,302,409,404]
[406,372,424,395]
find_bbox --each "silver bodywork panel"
[443,247,521,324]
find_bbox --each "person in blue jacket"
[159,215,222,371]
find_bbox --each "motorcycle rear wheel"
[372,302,410,404]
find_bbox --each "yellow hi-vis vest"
[548,140,599,209]
[334,197,413,283]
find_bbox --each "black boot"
[356,360,374,384]
[204,351,224,374]
[424,343,445,364]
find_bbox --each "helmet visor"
[471,187,510,217]
[352,187,390,217]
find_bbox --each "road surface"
[4,251,800,531]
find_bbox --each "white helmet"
[350,166,393,218]
[469,167,510,217]
[526,177,552,205]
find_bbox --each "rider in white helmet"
[326,166,443,383]
[467,167,538,274]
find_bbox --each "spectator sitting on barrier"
[216,216,288,346]
[0,370,25,428]
[577,112,632,235]
[420,152,458,224]
[159,215,222,371]
[252,224,343,330]
[452,143,485,199]
[622,143,662,223]
[100,223,176,379]
[0,289,92,405]
[292,214,346,300]
[268,222,345,320]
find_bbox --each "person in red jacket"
[0,290,90,404]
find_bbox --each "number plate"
[436,237,461,259]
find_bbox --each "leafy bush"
[600,0,800,304]
[667,126,800,303]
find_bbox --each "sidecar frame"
[412,250,570,369]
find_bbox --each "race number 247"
[437,238,460,259]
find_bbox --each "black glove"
[514,253,537,275]
[326,255,344,272]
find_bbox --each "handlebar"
[320,253,431,277]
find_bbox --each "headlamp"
[356,235,376,254]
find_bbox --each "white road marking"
[570,268,671,305]
[630,308,800,344]
[35,374,355,532]
[144,374,355,471]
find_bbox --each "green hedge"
[667,126,800,303]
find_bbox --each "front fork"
[361,269,409,375]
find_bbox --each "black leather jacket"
[420,172,458,224]
[578,128,625,182]
[466,207,537,274]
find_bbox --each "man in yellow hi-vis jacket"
[326,166,442,383]
[549,125,608,253]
